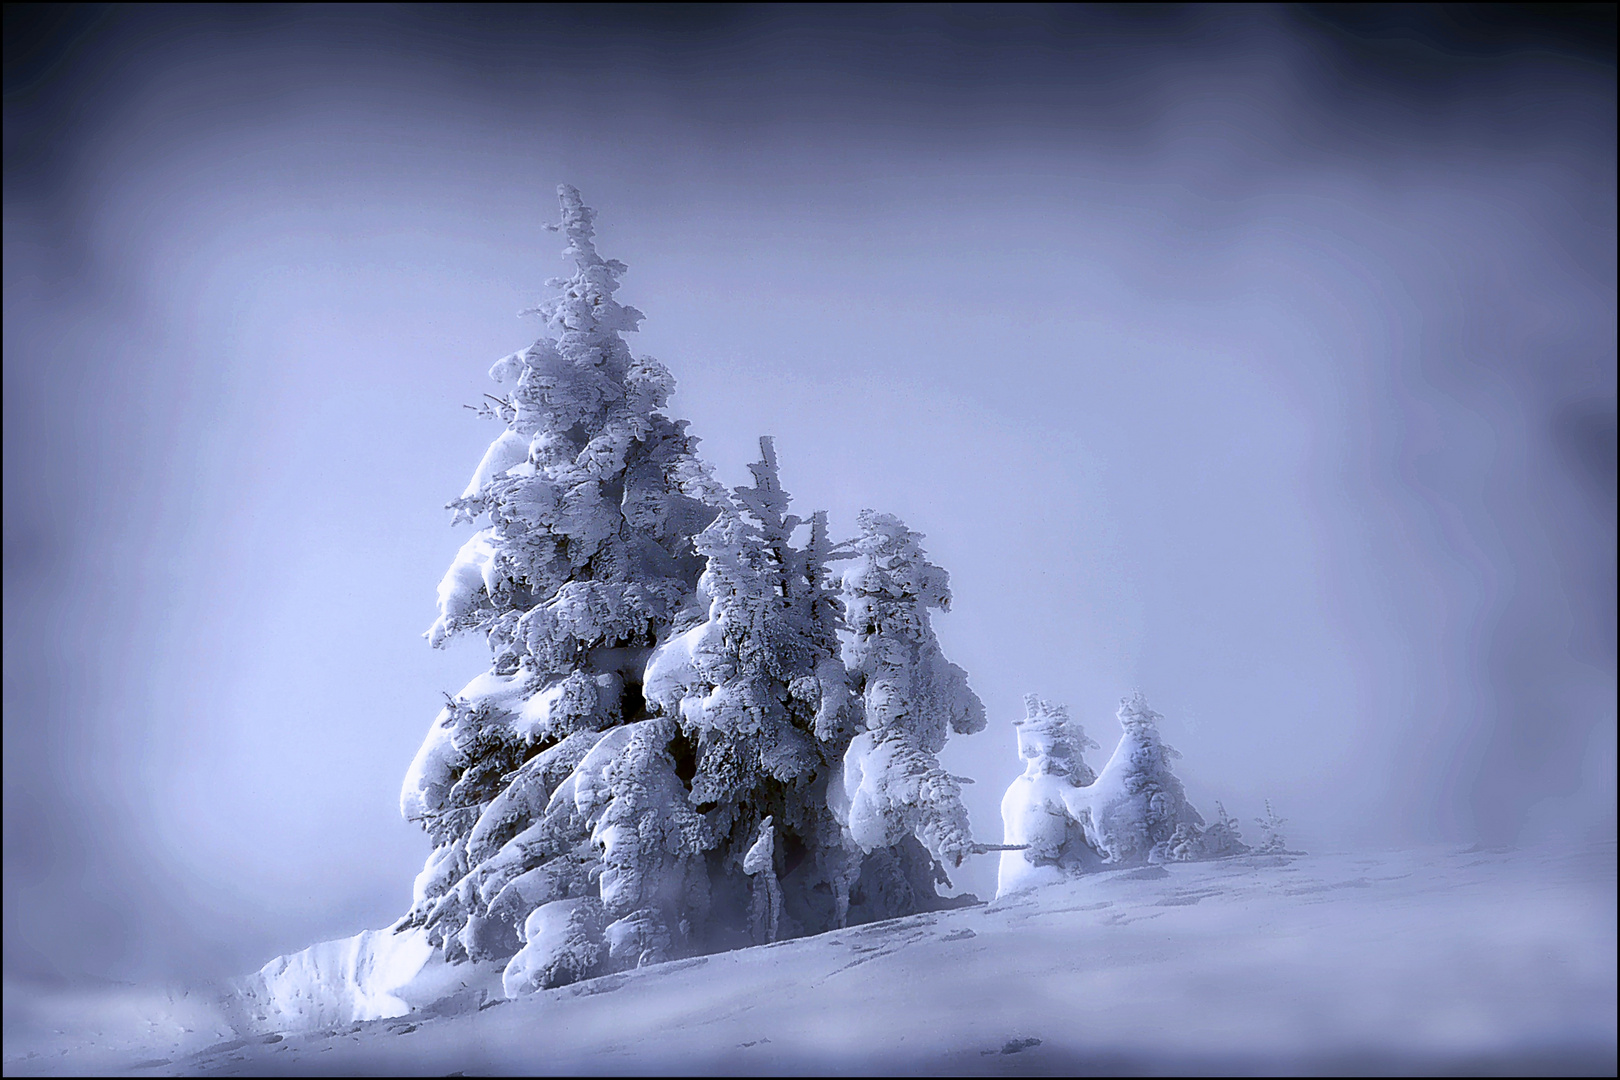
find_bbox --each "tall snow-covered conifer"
[399,185,719,966]
[400,188,989,994]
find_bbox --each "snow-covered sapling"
[1196,801,1251,859]
[1084,691,1206,866]
[1253,799,1291,855]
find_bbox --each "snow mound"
[502,897,607,998]
[229,927,501,1034]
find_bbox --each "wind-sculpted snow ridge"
[998,691,1253,897]
[10,844,1611,1076]
[397,186,988,998]
[225,928,503,1035]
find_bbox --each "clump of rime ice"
[502,896,607,997]
[742,816,781,945]
[393,186,987,997]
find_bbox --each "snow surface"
[4,843,1614,1076]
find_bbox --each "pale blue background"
[5,6,1614,987]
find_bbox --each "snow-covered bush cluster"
[398,187,986,996]
[996,691,1254,897]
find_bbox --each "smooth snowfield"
[5,843,1614,1076]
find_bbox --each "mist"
[4,6,1614,990]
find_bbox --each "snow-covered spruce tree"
[398,185,721,969]
[996,695,1105,895]
[830,511,988,925]
[1083,691,1205,866]
[635,437,865,955]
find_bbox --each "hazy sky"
[5,5,1615,988]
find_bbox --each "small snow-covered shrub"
[996,691,1247,897]
[1199,801,1252,858]
[1253,799,1291,855]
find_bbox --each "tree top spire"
[527,184,642,337]
[1117,689,1163,730]
[555,184,608,271]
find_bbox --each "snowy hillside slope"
[5,843,1614,1076]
